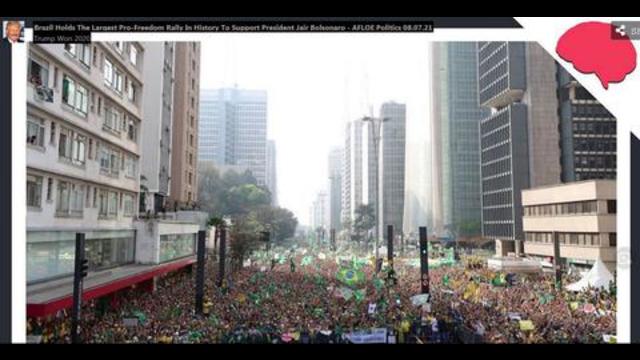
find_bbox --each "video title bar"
[32,20,434,43]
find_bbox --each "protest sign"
[345,328,388,344]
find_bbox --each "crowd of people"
[26,245,616,344]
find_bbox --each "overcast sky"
[200,34,431,225]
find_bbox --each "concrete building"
[266,140,277,206]
[169,42,200,209]
[198,88,268,186]
[310,190,329,231]
[379,102,406,239]
[328,147,343,232]
[477,42,562,255]
[557,68,617,182]
[431,42,488,237]
[27,41,144,286]
[342,119,364,224]
[522,180,617,272]
[140,42,175,213]
[26,42,203,319]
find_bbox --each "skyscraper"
[342,119,364,224]
[557,68,617,182]
[266,140,278,205]
[431,42,489,237]
[379,102,406,239]
[169,42,200,209]
[141,42,175,213]
[477,42,561,255]
[328,147,343,232]
[198,88,268,186]
[310,190,329,231]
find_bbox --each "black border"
[0,27,12,345]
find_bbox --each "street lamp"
[362,116,388,261]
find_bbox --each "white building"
[522,180,617,273]
[27,42,143,285]
[26,42,204,319]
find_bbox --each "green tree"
[353,204,375,243]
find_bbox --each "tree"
[251,205,298,245]
[225,184,271,216]
[198,164,271,219]
[228,214,262,270]
[352,204,375,243]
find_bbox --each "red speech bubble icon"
[556,21,637,89]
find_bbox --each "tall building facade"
[169,42,200,209]
[198,88,268,186]
[141,42,175,213]
[328,147,343,232]
[266,140,277,205]
[432,42,488,236]
[26,42,144,283]
[341,119,364,224]
[557,68,617,182]
[310,191,329,231]
[379,102,406,239]
[477,42,562,255]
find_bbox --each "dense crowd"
[26,246,616,344]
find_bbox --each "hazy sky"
[200,34,431,225]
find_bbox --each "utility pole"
[362,116,388,261]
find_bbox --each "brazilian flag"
[301,256,313,266]
[336,267,366,288]
[491,273,507,287]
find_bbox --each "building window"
[124,155,137,178]
[99,145,121,177]
[609,233,617,247]
[58,127,86,166]
[188,153,193,165]
[62,75,88,115]
[123,194,135,216]
[189,134,194,147]
[27,174,43,208]
[28,56,49,87]
[46,178,53,202]
[159,233,196,263]
[104,58,113,86]
[188,172,192,185]
[115,41,124,54]
[127,119,137,142]
[126,79,136,102]
[103,105,122,133]
[103,59,123,94]
[129,45,138,66]
[27,116,45,147]
[56,181,84,217]
[64,43,91,67]
[607,200,617,214]
[98,189,119,218]
[92,46,98,66]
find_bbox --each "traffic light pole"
[419,227,430,295]
[217,226,226,288]
[71,232,87,344]
[195,230,206,316]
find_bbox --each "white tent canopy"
[566,258,614,292]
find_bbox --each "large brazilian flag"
[336,267,366,288]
